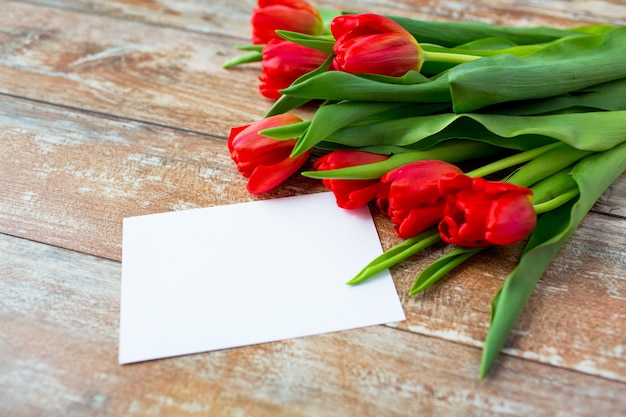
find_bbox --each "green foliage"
[224,8,626,379]
[480,142,626,378]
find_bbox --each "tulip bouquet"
[224,0,626,378]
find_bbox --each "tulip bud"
[228,114,311,194]
[252,0,324,45]
[330,13,424,77]
[377,160,462,238]
[313,150,390,209]
[260,39,331,99]
[438,174,537,247]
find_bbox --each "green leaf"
[259,121,310,140]
[485,78,626,115]
[570,24,617,35]
[264,96,312,118]
[323,112,626,152]
[449,27,626,112]
[409,247,482,296]
[291,101,449,156]
[265,56,334,116]
[279,70,452,103]
[292,102,407,156]
[348,230,441,285]
[389,15,597,47]
[480,141,626,379]
[275,30,336,54]
[302,139,502,180]
[322,113,548,151]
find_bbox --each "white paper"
[119,192,405,364]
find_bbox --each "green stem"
[533,189,579,214]
[235,45,264,52]
[223,50,263,68]
[423,50,482,65]
[348,230,440,285]
[466,143,560,178]
[303,140,501,180]
[506,145,592,187]
[408,247,481,296]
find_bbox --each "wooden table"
[2,0,625,415]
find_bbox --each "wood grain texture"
[24,0,626,32]
[2,233,625,417]
[2,0,626,415]
[0,95,325,261]
[1,1,272,133]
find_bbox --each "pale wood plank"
[0,95,326,261]
[2,233,625,417]
[1,95,625,383]
[24,0,626,33]
[1,1,273,134]
[20,0,257,39]
[594,174,626,217]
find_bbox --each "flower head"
[313,150,390,209]
[438,174,537,247]
[260,39,330,99]
[377,160,462,238]
[228,114,311,194]
[330,13,424,77]
[252,0,324,45]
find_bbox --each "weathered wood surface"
[1,0,625,415]
[2,233,626,417]
[1,0,268,133]
[23,0,626,30]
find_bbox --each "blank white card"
[119,192,405,364]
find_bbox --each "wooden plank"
[19,0,257,39]
[1,1,273,134]
[2,233,625,417]
[594,175,626,217]
[24,0,626,32]
[1,95,625,383]
[0,95,326,261]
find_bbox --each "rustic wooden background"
[1,0,625,415]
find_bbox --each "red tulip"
[438,174,537,247]
[251,0,324,45]
[260,39,330,99]
[330,13,424,77]
[377,160,462,238]
[228,114,311,194]
[313,150,390,209]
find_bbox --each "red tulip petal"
[246,152,310,194]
